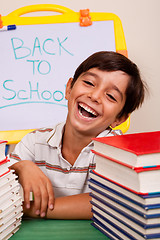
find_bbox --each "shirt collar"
[47,123,120,149]
[47,122,65,148]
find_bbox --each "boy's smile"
[78,102,98,119]
[65,68,129,137]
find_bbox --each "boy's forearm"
[47,193,93,219]
[24,193,93,220]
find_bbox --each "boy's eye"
[107,94,117,102]
[83,80,94,86]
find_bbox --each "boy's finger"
[47,182,55,210]
[32,186,41,215]
[39,185,49,217]
[23,186,31,209]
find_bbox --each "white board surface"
[0,21,115,130]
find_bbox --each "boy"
[8,51,147,219]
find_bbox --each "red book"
[92,131,160,168]
[93,151,160,193]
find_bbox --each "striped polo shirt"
[9,122,121,198]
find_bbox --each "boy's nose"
[88,89,102,103]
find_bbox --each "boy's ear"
[110,114,129,129]
[65,78,73,100]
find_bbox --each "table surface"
[11,218,109,240]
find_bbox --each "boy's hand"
[10,160,54,217]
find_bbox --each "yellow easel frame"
[1,4,130,144]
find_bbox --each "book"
[93,211,160,239]
[91,203,160,235]
[89,172,160,224]
[0,205,22,227]
[91,220,120,240]
[0,218,21,240]
[1,227,20,240]
[90,170,160,206]
[0,177,19,199]
[90,187,160,227]
[0,140,7,162]
[0,171,34,202]
[90,132,160,239]
[0,170,17,188]
[92,131,160,168]
[90,190,160,222]
[89,180,160,216]
[91,193,160,226]
[0,195,22,214]
[92,214,138,240]
[0,152,23,240]
[92,212,160,240]
[0,212,23,233]
[93,153,160,193]
[0,199,22,220]
[0,157,10,177]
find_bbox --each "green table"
[11,218,109,239]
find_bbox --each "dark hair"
[71,51,148,118]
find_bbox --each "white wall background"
[1,0,160,134]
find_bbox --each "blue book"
[90,192,160,226]
[92,212,160,240]
[90,185,160,218]
[92,215,138,240]
[89,180,160,215]
[91,204,160,237]
[90,170,160,206]
[91,219,124,240]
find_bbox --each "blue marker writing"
[0,25,16,32]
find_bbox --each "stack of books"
[89,131,160,240]
[0,140,23,240]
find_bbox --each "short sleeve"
[8,131,36,167]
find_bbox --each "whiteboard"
[0,21,116,131]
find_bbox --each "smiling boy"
[9,51,147,219]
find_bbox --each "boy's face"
[65,68,129,137]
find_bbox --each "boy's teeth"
[79,103,97,117]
